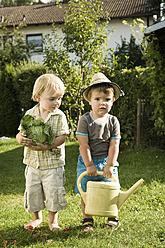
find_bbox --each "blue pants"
[75,153,119,193]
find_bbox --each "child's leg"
[48,211,62,231]
[24,210,42,229]
[81,198,94,232]
[81,198,92,219]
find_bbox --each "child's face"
[38,89,63,113]
[89,89,114,118]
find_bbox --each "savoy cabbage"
[20,114,55,145]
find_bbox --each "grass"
[0,138,164,247]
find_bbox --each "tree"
[62,0,109,118]
[122,18,165,143]
[110,35,145,69]
[0,64,21,136]
[13,60,47,113]
[143,35,165,140]
[43,25,82,139]
[62,0,109,85]
[149,0,161,8]
[0,22,31,70]
[43,0,109,132]
[0,22,32,136]
[144,0,161,19]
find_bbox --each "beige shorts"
[24,166,67,213]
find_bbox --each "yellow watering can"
[77,171,144,217]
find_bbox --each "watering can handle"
[77,171,118,197]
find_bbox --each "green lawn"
[0,139,164,247]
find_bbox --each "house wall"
[19,16,154,64]
[19,24,64,64]
[106,17,153,51]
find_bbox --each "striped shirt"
[20,104,69,170]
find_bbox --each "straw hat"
[83,72,124,101]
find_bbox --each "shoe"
[81,218,94,232]
[106,217,120,229]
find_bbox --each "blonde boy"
[16,74,69,231]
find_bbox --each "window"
[26,34,43,52]
[2,35,13,48]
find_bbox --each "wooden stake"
[136,98,141,147]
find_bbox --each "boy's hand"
[103,165,114,178]
[87,165,97,177]
[28,143,49,151]
[16,132,32,147]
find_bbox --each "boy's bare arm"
[77,135,97,176]
[24,134,66,151]
[103,139,120,178]
[53,134,66,147]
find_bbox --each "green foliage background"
[0,65,21,136]
[143,35,165,137]
[0,0,164,149]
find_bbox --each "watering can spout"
[118,179,144,209]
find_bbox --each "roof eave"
[5,21,64,27]
[144,20,165,34]
[101,12,155,20]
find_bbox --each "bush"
[112,35,146,69]
[13,60,47,114]
[143,36,165,142]
[98,65,156,149]
[0,61,47,137]
[0,64,21,136]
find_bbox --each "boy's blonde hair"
[87,83,115,102]
[32,74,65,101]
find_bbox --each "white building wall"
[106,17,153,50]
[19,16,154,64]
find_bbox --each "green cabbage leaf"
[20,114,55,145]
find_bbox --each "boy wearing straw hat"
[75,72,124,231]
